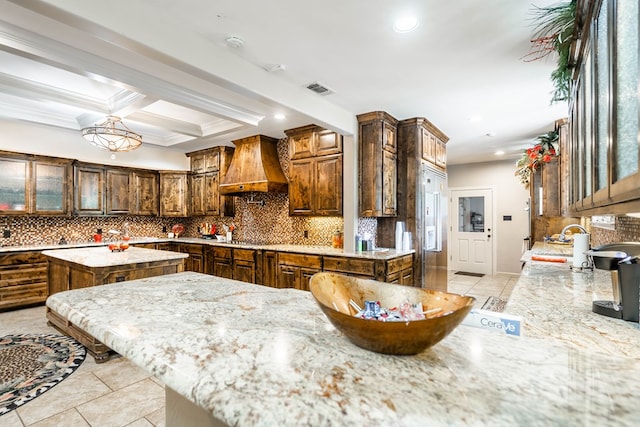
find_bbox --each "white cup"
[403,231,412,251]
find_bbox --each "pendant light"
[81,116,142,152]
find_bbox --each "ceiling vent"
[306,82,334,96]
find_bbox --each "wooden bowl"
[309,272,475,355]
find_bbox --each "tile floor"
[0,271,519,427]
[0,306,165,427]
[446,270,519,306]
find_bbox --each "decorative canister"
[332,230,343,248]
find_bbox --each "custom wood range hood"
[219,134,288,195]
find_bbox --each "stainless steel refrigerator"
[420,162,448,288]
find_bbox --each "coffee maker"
[587,242,640,322]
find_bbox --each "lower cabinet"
[323,253,414,285]
[323,256,377,279]
[384,254,414,285]
[208,247,233,279]
[0,251,48,311]
[261,250,278,287]
[159,241,414,288]
[177,243,204,273]
[277,253,322,291]
[233,248,256,284]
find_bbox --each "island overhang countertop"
[41,246,188,267]
[46,264,640,426]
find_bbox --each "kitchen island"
[46,266,640,426]
[43,246,188,361]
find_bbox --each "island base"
[46,307,115,363]
[166,387,228,427]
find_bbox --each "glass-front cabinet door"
[0,157,28,214]
[568,0,640,213]
[33,160,70,215]
[609,0,639,202]
[0,154,71,215]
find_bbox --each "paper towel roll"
[572,233,590,268]
[395,222,405,251]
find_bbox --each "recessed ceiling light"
[225,35,244,48]
[274,113,286,120]
[495,150,505,156]
[393,15,419,33]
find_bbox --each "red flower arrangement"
[515,131,559,188]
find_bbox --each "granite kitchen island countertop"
[42,246,188,267]
[46,267,640,426]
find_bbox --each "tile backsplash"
[0,138,381,248]
[0,213,377,248]
[589,215,640,247]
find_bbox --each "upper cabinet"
[74,163,105,215]
[132,170,159,216]
[106,168,131,214]
[75,163,159,216]
[357,111,398,217]
[159,171,190,217]
[186,146,235,217]
[568,0,640,214]
[0,152,72,216]
[289,125,342,159]
[285,125,343,216]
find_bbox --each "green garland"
[527,1,576,103]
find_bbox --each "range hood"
[219,134,288,195]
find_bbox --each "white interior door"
[449,188,493,275]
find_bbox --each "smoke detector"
[306,82,334,96]
[225,35,244,48]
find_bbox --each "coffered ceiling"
[0,0,568,164]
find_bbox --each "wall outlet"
[162,226,167,233]
[3,229,10,238]
[303,230,309,238]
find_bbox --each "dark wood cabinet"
[191,173,205,215]
[289,158,314,215]
[160,242,414,289]
[357,111,399,217]
[187,147,235,217]
[261,250,278,287]
[233,248,256,284]
[74,163,105,215]
[159,171,189,217]
[567,0,640,215]
[0,152,72,216]
[175,243,204,273]
[0,251,48,311]
[33,158,72,215]
[81,165,159,216]
[106,168,131,214]
[276,252,322,291]
[210,246,233,279]
[384,254,414,286]
[189,149,220,174]
[286,125,343,216]
[375,117,448,288]
[323,256,376,279]
[132,170,158,215]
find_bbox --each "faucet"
[560,224,587,241]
